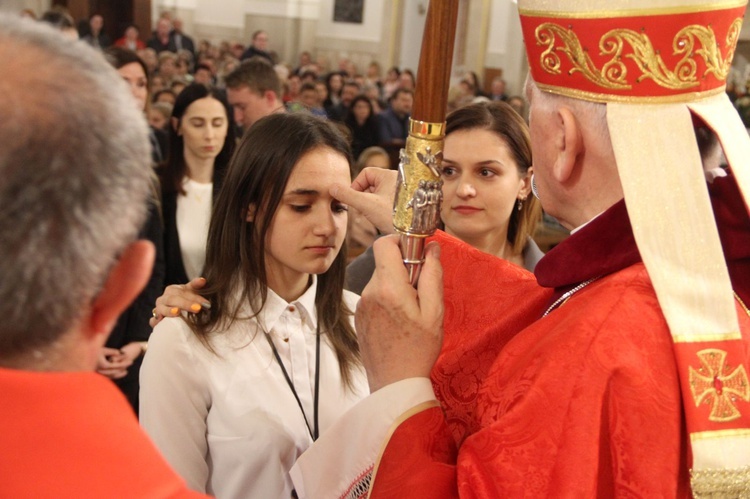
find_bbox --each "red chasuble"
[0,368,205,498]
[369,173,750,498]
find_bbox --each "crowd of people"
[29,6,530,167]
[4,1,749,498]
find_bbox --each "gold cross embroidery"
[689,349,750,422]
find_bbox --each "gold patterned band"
[520,4,744,102]
[534,82,727,104]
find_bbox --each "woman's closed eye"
[332,202,349,213]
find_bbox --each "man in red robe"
[0,16,204,498]
[290,1,750,497]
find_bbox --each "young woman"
[140,113,367,498]
[323,71,343,116]
[159,83,235,286]
[345,100,542,294]
[440,100,542,269]
[344,94,382,160]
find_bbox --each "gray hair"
[0,15,152,360]
[525,75,610,144]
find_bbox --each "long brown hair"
[189,113,360,387]
[445,101,541,255]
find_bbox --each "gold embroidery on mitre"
[689,349,750,422]
[534,18,742,91]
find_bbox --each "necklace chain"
[542,283,748,319]
[265,323,321,441]
[543,277,600,317]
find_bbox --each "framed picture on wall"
[333,0,364,24]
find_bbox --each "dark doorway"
[52,0,151,45]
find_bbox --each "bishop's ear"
[553,106,583,183]
[87,240,155,340]
[519,166,534,198]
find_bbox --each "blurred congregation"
[19,3,555,264]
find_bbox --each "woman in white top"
[159,83,236,286]
[140,113,367,498]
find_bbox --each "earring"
[531,173,539,199]
[517,198,524,211]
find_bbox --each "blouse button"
[288,305,296,312]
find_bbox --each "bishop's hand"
[355,235,443,392]
[330,167,397,235]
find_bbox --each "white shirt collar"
[256,275,318,333]
[570,210,604,235]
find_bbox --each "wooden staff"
[393,0,459,285]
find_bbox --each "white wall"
[397,0,427,72]
[484,0,526,95]
[2,0,48,16]
[317,0,383,42]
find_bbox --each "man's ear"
[519,166,533,199]
[553,106,583,183]
[264,90,278,106]
[86,240,155,340]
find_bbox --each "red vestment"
[370,174,750,498]
[0,368,205,498]
[289,173,750,498]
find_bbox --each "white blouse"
[176,178,212,281]
[139,277,367,498]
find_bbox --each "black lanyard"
[265,323,320,441]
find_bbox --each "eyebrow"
[442,158,503,166]
[285,189,320,196]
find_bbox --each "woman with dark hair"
[344,94,381,160]
[140,113,366,497]
[105,46,167,164]
[345,100,543,294]
[96,46,166,413]
[159,82,235,286]
[440,100,542,269]
[323,71,344,116]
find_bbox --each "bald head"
[0,15,152,364]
